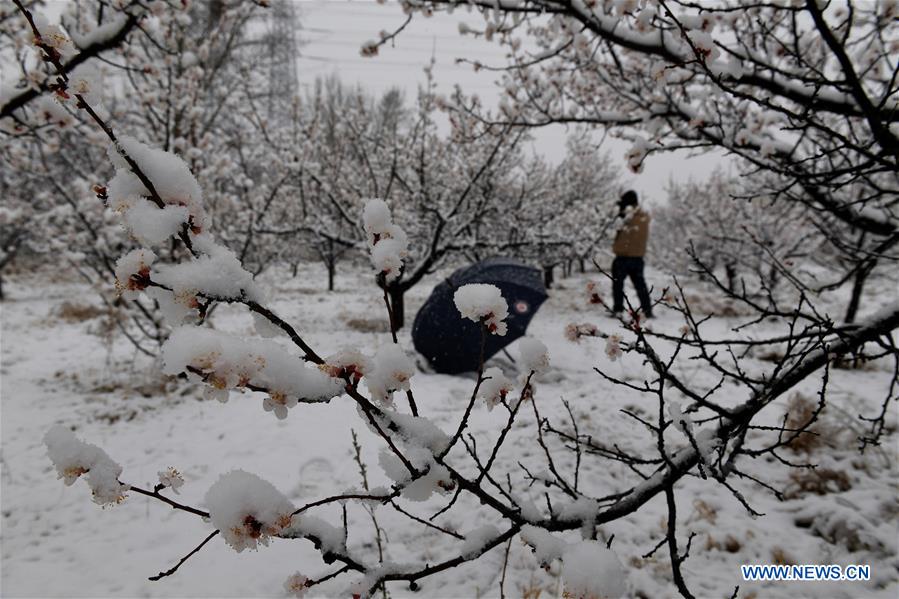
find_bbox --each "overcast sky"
[26,0,727,203]
[294,0,726,203]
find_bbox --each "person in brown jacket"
[611,190,653,317]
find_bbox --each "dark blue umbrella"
[412,257,548,374]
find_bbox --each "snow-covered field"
[1,263,896,598]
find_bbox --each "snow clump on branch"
[114,248,156,299]
[519,526,626,597]
[107,136,207,235]
[363,199,408,282]
[161,327,343,418]
[518,337,550,373]
[479,367,514,410]
[204,470,295,552]
[365,344,415,405]
[44,426,128,506]
[453,284,508,335]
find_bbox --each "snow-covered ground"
[1,263,896,598]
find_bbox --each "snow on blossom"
[161,326,343,418]
[378,410,450,455]
[453,284,508,335]
[157,467,184,494]
[687,31,719,60]
[283,572,309,598]
[624,138,652,173]
[605,334,623,361]
[204,470,295,552]
[36,97,73,128]
[479,367,514,410]
[360,39,379,57]
[114,248,156,299]
[365,344,415,405]
[106,135,207,234]
[282,514,347,556]
[362,199,408,282]
[120,201,190,247]
[379,448,453,502]
[31,14,74,57]
[151,239,263,303]
[144,286,195,326]
[321,348,373,382]
[565,322,599,343]
[363,199,392,235]
[519,337,550,373]
[561,541,627,599]
[68,63,102,104]
[44,425,128,506]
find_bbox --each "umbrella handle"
[501,348,517,363]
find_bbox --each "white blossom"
[205,470,295,552]
[605,334,623,361]
[453,284,508,335]
[283,572,309,598]
[44,426,128,506]
[157,467,184,494]
[479,367,514,410]
[365,344,415,405]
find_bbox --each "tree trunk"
[0,272,4,301]
[844,263,873,324]
[326,238,335,291]
[767,262,779,290]
[543,265,554,290]
[291,261,300,278]
[724,262,737,293]
[389,285,406,330]
[578,258,586,273]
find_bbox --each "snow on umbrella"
[412,257,548,374]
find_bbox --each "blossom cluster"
[44,426,128,506]
[161,327,343,419]
[565,322,599,343]
[205,470,295,552]
[479,366,514,410]
[362,199,408,282]
[453,284,509,335]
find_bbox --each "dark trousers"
[612,256,652,315]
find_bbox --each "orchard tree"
[1,0,297,351]
[652,168,821,294]
[6,2,899,599]
[376,0,897,321]
[490,132,621,288]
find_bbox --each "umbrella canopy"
[412,257,548,374]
